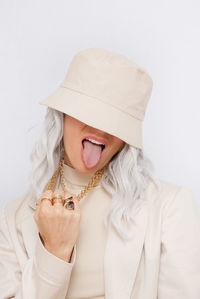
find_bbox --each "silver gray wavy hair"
[26,108,161,240]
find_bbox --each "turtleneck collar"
[27,162,104,210]
[63,162,101,187]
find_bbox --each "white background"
[0,0,199,209]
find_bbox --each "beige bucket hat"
[39,48,153,150]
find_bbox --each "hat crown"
[61,48,153,121]
[40,48,154,149]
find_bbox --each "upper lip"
[82,135,108,148]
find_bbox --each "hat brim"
[39,86,143,149]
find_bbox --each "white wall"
[0,0,199,208]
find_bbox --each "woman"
[0,48,200,299]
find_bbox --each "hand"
[34,189,81,262]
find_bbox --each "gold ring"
[40,196,52,200]
[52,198,64,205]
[41,198,52,203]
[52,193,63,199]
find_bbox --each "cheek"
[63,129,82,156]
[105,144,117,158]
[110,141,124,155]
[64,134,79,151]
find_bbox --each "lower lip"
[80,141,106,168]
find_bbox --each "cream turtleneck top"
[54,162,112,299]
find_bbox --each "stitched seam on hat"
[60,84,143,121]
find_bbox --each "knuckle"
[73,211,81,220]
[64,210,75,219]
[64,209,72,217]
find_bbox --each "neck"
[64,151,75,168]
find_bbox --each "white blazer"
[0,178,200,299]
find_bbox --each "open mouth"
[82,138,106,152]
[81,136,107,168]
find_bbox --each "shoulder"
[159,179,197,209]
[144,178,200,245]
[148,178,200,224]
[145,177,198,213]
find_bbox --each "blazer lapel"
[103,200,149,299]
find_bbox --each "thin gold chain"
[44,158,63,191]
[44,156,108,201]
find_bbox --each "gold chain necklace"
[44,156,108,201]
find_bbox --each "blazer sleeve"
[158,186,200,299]
[0,205,76,299]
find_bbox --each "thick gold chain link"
[44,156,108,201]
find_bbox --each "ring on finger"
[64,196,75,210]
[52,197,64,205]
[53,193,63,199]
[52,193,63,204]
[36,197,52,205]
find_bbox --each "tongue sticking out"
[82,140,102,168]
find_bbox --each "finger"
[36,190,53,207]
[52,189,65,206]
[40,198,53,207]
[35,196,52,221]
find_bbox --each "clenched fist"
[33,189,81,262]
